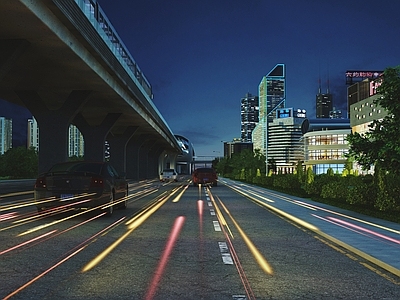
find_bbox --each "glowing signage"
[276,108,306,119]
[295,109,307,118]
[345,71,383,78]
[277,108,292,118]
[369,79,382,96]
[345,70,383,85]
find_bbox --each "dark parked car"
[34,161,128,216]
[192,167,218,186]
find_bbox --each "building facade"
[69,124,85,157]
[223,139,253,158]
[0,117,12,154]
[268,108,306,173]
[241,93,259,142]
[316,92,333,118]
[348,78,388,174]
[252,63,286,157]
[27,117,39,150]
[301,118,351,175]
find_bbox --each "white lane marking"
[213,221,221,231]
[218,241,233,264]
[232,295,247,299]
[208,201,213,206]
[210,208,216,216]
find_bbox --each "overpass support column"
[15,90,91,174]
[126,134,148,180]
[106,126,138,175]
[146,142,162,178]
[74,113,121,162]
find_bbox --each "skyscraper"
[240,93,259,142]
[252,64,286,157]
[0,117,12,154]
[28,117,39,150]
[316,92,333,118]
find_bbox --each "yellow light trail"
[172,184,189,203]
[206,187,233,238]
[216,196,274,275]
[3,245,87,300]
[227,184,319,232]
[83,191,174,272]
[0,190,33,198]
[18,202,100,236]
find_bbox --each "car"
[159,169,178,182]
[192,167,218,186]
[34,161,128,216]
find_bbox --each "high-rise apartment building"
[252,64,286,157]
[267,108,306,173]
[69,124,85,157]
[241,93,259,142]
[27,118,84,157]
[0,117,12,154]
[28,117,39,150]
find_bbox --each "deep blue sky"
[2,0,400,156]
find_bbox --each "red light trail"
[145,216,186,300]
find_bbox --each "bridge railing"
[73,0,152,99]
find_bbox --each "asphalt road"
[0,178,399,299]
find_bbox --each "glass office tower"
[252,64,286,159]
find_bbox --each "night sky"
[1,0,400,156]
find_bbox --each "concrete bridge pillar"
[15,90,90,174]
[73,112,121,162]
[146,142,163,178]
[106,126,138,176]
[126,134,149,180]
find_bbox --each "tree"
[346,66,400,174]
[0,146,38,178]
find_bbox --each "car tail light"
[35,177,46,189]
[90,177,104,188]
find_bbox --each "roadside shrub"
[320,178,348,202]
[273,173,301,191]
[375,172,400,211]
[346,176,376,206]
[304,174,340,197]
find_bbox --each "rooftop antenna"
[318,65,322,94]
[327,64,330,94]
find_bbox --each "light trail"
[0,190,33,199]
[83,191,173,272]
[172,184,189,203]
[144,216,186,300]
[0,212,18,221]
[215,194,274,275]
[325,216,400,245]
[18,201,100,236]
[297,200,400,235]
[0,230,57,256]
[207,190,256,300]
[206,187,234,239]
[3,245,87,300]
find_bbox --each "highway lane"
[0,178,399,299]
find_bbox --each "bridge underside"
[0,0,180,178]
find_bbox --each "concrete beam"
[15,89,91,174]
[74,112,122,162]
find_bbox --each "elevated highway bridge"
[0,0,183,179]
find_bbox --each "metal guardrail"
[73,0,152,99]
